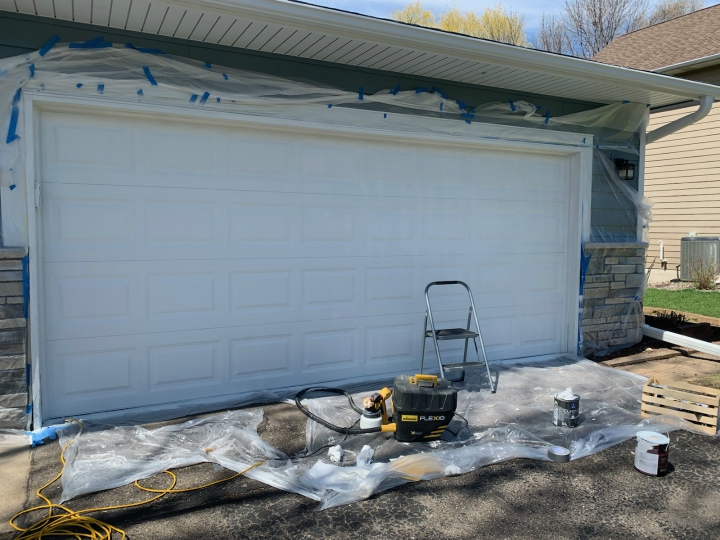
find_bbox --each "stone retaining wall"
[0,248,27,429]
[580,243,647,357]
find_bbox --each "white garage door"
[38,108,572,420]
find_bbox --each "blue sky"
[305,0,717,42]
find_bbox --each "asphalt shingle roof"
[593,4,720,71]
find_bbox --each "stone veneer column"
[0,247,27,429]
[580,243,647,357]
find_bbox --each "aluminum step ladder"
[420,281,495,392]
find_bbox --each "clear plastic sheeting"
[57,356,692,510]
[0,41,650,246]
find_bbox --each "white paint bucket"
[634,431,670,476]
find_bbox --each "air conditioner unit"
[680,237,720,281]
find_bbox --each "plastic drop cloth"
[57,356,693,510]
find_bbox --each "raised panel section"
[59,349,135,396]
[147,202,215,242]
[302,330,355,370]
[367,325,413,364]
[53,125,132,169]
[424,210,469,241]
[51,198,134,244]
[148,274,216,317]
[522,264,560,294]
[366,267,414,305]
[520,313,560,345]
[231,271,292,312]
[302,269,355,308]
[302,145,358,179]
[477,265,514,295]
[53,276,134,322]
[367,208,413,242]
[302,206,354,242]
[230,335,292,378]
[149,342,219,389]
[147,131,216,172]
[228,139,288,175]
[230,204,290,242]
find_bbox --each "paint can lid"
[636,431,669,445]
[548,446,571,462]
[555,388,579,401]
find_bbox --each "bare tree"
[536,13,570,54]
[564,0,649,58]
[647,0,705,25]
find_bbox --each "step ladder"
[420,281,495,392]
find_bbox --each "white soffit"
[3,0,720,107]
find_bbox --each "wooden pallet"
[641,377,720,436]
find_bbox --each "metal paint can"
[634,431,670,476]
[552,388,580,428]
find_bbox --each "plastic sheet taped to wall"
[0,41,650,247]
[55,356,693,510]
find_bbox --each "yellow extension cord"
[8,420,264,540]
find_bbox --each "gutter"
[154,0,720,103]
[654,52,720,75]
[643,324,720,358]
[646,95,714,144]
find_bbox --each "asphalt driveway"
[7,401,720,540]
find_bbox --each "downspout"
[643,94,715,352]
[646,95,714,144]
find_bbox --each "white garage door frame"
[22,93,593,427]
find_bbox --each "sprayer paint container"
[634,431,670,476]
[552,388,580,428]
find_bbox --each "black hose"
[294,387,384,435]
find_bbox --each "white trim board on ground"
[23,95,593,426]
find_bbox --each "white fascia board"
[161,0,720,103]
[654,53,720,75]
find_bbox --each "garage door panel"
[40,109,574,419]
[42,186,566,263]
[44,252,566,341]
[41,112,567,204]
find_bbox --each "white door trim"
[24,93,593,426]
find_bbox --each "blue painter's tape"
[22,255,28,319]
[622,100,629,104]
[222,73,228,80]
[579,245,592,295]
[25,364,30,386]
[69,36,112,49]
[509,99,515,112]
[536,104,542,110]
[9,184,15,190]
[389,85,401,95]
[97,84,104,94]
[27,424,66,447]
[358,87,363,100]
[414,87,428,93]
[76,83,83,88]
[199,92,210,105]
[646,104,650,107]
[39,35,60,57]
[6,88,21,144]
[25,404,32,415]
[189,94,198,104]
[433,87,447,99]
[327,103,332,108]
[142,66,158,85]
[216,97,220,103]
[137,89,143,97]
[29,64,35,78]
[457,100,467,111]
[545,110,551,124]
[439,102,443,111]
[582,138,586,144]
[125,43,165,54]
[462,112,474,125]
[205,62,212,69]
[383,113,387,118]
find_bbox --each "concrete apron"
[0,436,30,538]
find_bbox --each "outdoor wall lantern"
[614,158,636,181]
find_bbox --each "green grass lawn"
[644,288,720,318]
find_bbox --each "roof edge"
[655,52,720,75]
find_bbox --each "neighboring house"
[0,1,718,428]
[595,5,720,283]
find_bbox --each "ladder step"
[426,328,479,340]
[442,362,486,371]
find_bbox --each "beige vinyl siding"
[645,94,720,282]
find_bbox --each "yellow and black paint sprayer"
[295,374,457,442]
